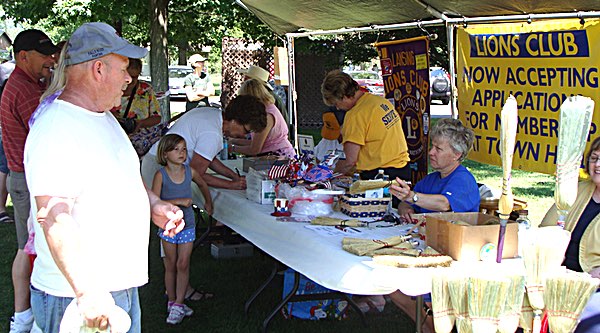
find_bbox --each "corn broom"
[431,269,456,333]
[522,226,571,333]
[498,274,526,333]
[468,276,510,333]
[544,271,599,333]
[497,95,518,263]
[348,179,403,194]
[520,293,534,333]
[555,96,595,227]
[448,273,472,333]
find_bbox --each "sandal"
[0,212,13,223]
[185,288,214,302]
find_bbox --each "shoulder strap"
[123,82,139,118]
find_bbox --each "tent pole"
[286,35,299,153]
[447,23,457,118]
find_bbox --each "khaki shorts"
[7,172,30,249]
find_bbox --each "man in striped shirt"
[0,29,58,333]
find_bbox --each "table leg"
[415,295,423,333]
[262,270,300,333]
[245,261,279,314]
[341,294,368,327]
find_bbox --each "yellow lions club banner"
[457,19,600,175]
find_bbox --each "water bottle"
[516,210,531,230]
[352,173,360,182]
[375,169,385,180]
[516,209,531,257]
[220,137,228,160]
[382,174,391,197]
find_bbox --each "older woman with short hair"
[387,118,480,333]
[391,118,480,221]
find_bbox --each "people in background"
[229,80,295,158]
[314,106,345,162]
[0,54,15,225]
[237,65,288,124]
[111,57,162,157]
[0,28,59,333]
[141,105,246,191]
[540,136,600,332]
[321,69,410,207]
[387,118,479,333]
[184,54,214,111]
[152,134,213,324]
[25,22,183,332]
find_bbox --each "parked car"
[168,65,193,98]
[429,67,451,105]
[347,71,384,96]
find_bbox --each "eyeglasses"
[243,124,253,134]
[589,156,600,164]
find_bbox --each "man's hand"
[76,291,115,331]
[230,176,247,190]
[397,202,416,223]
[590,267,600,279]
[150,201,185,237]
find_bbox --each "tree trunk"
[150,0,170,121]
[177,40,187,65]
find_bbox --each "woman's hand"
[389,177,412,201]
[204,200,214,216]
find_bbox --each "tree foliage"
[2,1,449,69]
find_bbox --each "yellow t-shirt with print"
[342,93,409,171]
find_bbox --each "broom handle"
[496,222,507,263]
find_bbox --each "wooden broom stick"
[497,95,518,263]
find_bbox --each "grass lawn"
[0,139,555,332]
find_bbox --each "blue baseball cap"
[65,22,147,65]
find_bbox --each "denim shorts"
[30,285,141,333]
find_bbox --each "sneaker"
[0,212,13,223]
[9,316,33,333]
[167,302,193,317]
[166,305,186,324]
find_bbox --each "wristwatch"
[411,191,419,203]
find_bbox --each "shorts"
[7,171,30,249]
[158,227,195,245]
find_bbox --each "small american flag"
[268,164,289,179]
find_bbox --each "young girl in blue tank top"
[151,134,213,324]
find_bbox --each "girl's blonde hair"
[156,134,186,166]
[238,78,275,105]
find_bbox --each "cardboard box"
[425,212,518,261]
[210,243,254,259]
[246,177,276,205]
[242,156,288,172]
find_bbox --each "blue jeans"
[30,285,141,333]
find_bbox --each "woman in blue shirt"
[391,118,480,222]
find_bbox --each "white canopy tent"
[237,0,600,148]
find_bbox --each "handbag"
[129,122,168,157]
[118,83,138,134]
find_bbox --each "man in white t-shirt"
[24,22,184,333]
[141,107,246,190]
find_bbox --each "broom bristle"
[519,294,534,333]
[498,275,526,333]
[448,275,472,333]
[544,271,599,333]
[468,277,510,333]
[431,271,456,333]
[348,179,398,194]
